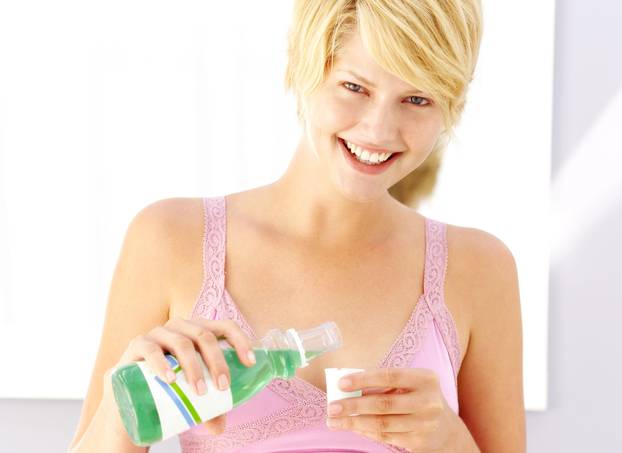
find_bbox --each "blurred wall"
[1,0,621,451]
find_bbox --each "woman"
[69,0,525,451]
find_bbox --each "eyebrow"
[336,69,425,95]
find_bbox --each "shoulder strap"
[191,196,227,320]
[422,218,462,381]
[422,218,448,316]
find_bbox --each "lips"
[338,137,399,164]
[338,137,401,175]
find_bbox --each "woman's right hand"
[103,317,257,436]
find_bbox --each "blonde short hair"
[284,0,483,208]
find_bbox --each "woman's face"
[302,30,445,204]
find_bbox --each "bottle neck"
[252,330,304,379]
[253,322,342,379]
[285,328,309,368]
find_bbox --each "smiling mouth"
[338,137,401,165]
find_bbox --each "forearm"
[69,390,146,453]
[444,413,480,453]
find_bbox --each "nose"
[358,102,399,147]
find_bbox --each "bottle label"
[135,351,233,441]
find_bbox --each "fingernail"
[166,370,176,383]
[339,378,352,390]
[218,374,229,391]
[196,378,207,395]
[247,350,256,364]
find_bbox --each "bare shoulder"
[447,224,517,314]
[445,223,525,451]
[137,197,203,233]
[137,197,205,300]
[445,224,518,299]
[112,196,204,304]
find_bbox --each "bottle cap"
[324,367,364,416]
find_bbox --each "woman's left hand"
[326,367,460,452]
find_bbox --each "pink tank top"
[178,196,462,453]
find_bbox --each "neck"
[261,139,407,249]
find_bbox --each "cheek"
[405,119,444,154]
[309,90,358,132]
[397,129,443,173]
[332,95,360,119]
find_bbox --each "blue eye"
[342,82,431,107]
[343,81,364,93]
[406,95,431,106]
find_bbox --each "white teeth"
[344,139,394,165]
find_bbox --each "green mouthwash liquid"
[111,321,341,446]
[223,347,324,406]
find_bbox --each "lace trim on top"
[182,196,461,453]
[422,220,462,379]
[191,197,226,321]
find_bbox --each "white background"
[0,0,553,412]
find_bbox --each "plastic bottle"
[110,321,342,446]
